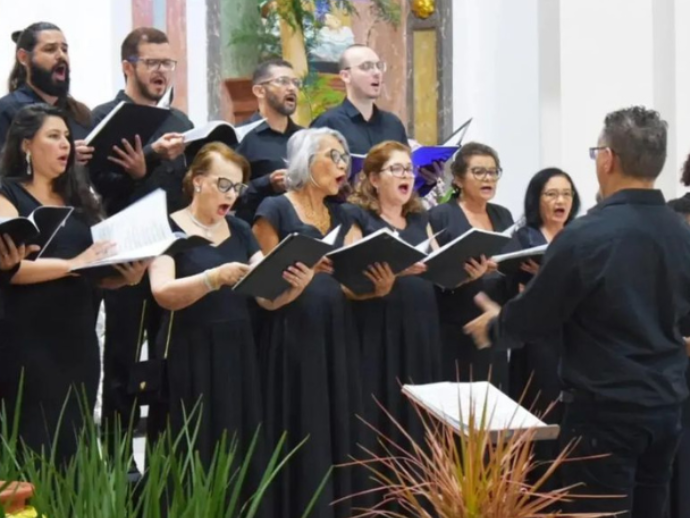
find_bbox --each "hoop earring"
[25,151,32,177]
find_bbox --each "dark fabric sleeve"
[234,174,274,223]
[428,205,450,246]
[0,108,13,154]
[254,196,282,233]
[492,235,586,348]
[231,217,261,258]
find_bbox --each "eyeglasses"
[542,189,574,201]
[344,61,387,73]
[589,146,614,160]
[381,163,415,178]
[129,58,178,71]
[325,148,350,167]
[260,76,303,89]
[470,167,502,180]
[214,177,247,195]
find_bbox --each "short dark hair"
[338,44,370,71]
[252,59,293,86]
[667,196,690,216]
[449,141,501,197]
[523,167,580,228]
[601,106,667,180]
[121,27,169,62]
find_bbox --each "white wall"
[452,0,541,219]
[0,0,132,109]
[454,0,690,218]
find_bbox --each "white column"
[452,0,541,219]
[186,0,208,126]
[0,0,127,110]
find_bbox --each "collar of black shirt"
[14,84,44,104]
[245,110,302,136]
[596,188,665,211]
[342,97,380,122]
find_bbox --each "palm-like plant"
[346,391,615,518]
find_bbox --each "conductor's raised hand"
[463,292,501,349]
[108,135,146,179]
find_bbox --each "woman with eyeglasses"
[345,140,442,474]
[147,142,312,509]
[428,142,514,388]
[505,167,580,490]
[253,127,370,518]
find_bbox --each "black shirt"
[310,98,407,154]
[491,189,690,407]
[90,90,193,215]
[234,112,302,223]
[0,85,91,152]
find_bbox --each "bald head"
[338,44,385,101]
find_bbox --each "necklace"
[186,209,223,238]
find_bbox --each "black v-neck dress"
[429,199,514,389]
[255,195,365,518]
[0,179,99,465]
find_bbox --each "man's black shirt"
[310,98,407,154]
[234,112,302,223]
[491,189,690,407]
[0,85,91,152]
[90,90,193,215]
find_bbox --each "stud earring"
[195,185,201,193]
[25,151,32,177]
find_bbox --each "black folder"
[183,119,265,162]
[327,228,427,294]
[0,206,73,259]
[493,245,547,276]
[233,228,338,300]
[420,228,511,289]
[86,101,170,173]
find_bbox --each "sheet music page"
[493,244,548,263]
[235,118,266,142]
[91,189,172,255]
[403,381,548,432]
[322,225,342,246]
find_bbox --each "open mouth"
[53,63,67,81]
[151,77,166,89]
[398,184,411,195]
[553,207,566,217]
[217,203,231,216]
[335,175,347,187]
[284,94,297,104]
[371,81,381,89]
[480,186,494,195]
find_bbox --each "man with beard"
[234,59,303,223]
[90,27,192,478]
[0,22,92,161]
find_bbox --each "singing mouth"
[217,203,231,215]
[398,183,411,195]
[53,63,67,81]
[151,76,166,88]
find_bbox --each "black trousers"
[102,280,162,443]
[558,396,682,518]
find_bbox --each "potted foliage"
[346,388,614,518]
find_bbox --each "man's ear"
[17,48,30,68]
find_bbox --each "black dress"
[428,199,514,389]
[255,195,364,518]
[149,216,268,507]
[0,180,99,465]
[345,205,442,448]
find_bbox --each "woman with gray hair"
[253,127,385,518]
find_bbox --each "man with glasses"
[465,106,690,517]
[234,59,303,223]
[90,27,193,481]
[311,44,407,155]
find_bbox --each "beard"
[266,89,296,117]
[30,60,70,98]
[134,73,165,103]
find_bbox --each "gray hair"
[601,106,668,180]
[285,127,350,191]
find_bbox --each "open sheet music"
[0,206,73,260]
[402,381,560,441]
[71,189,208,271]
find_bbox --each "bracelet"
[203,269,220,291]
